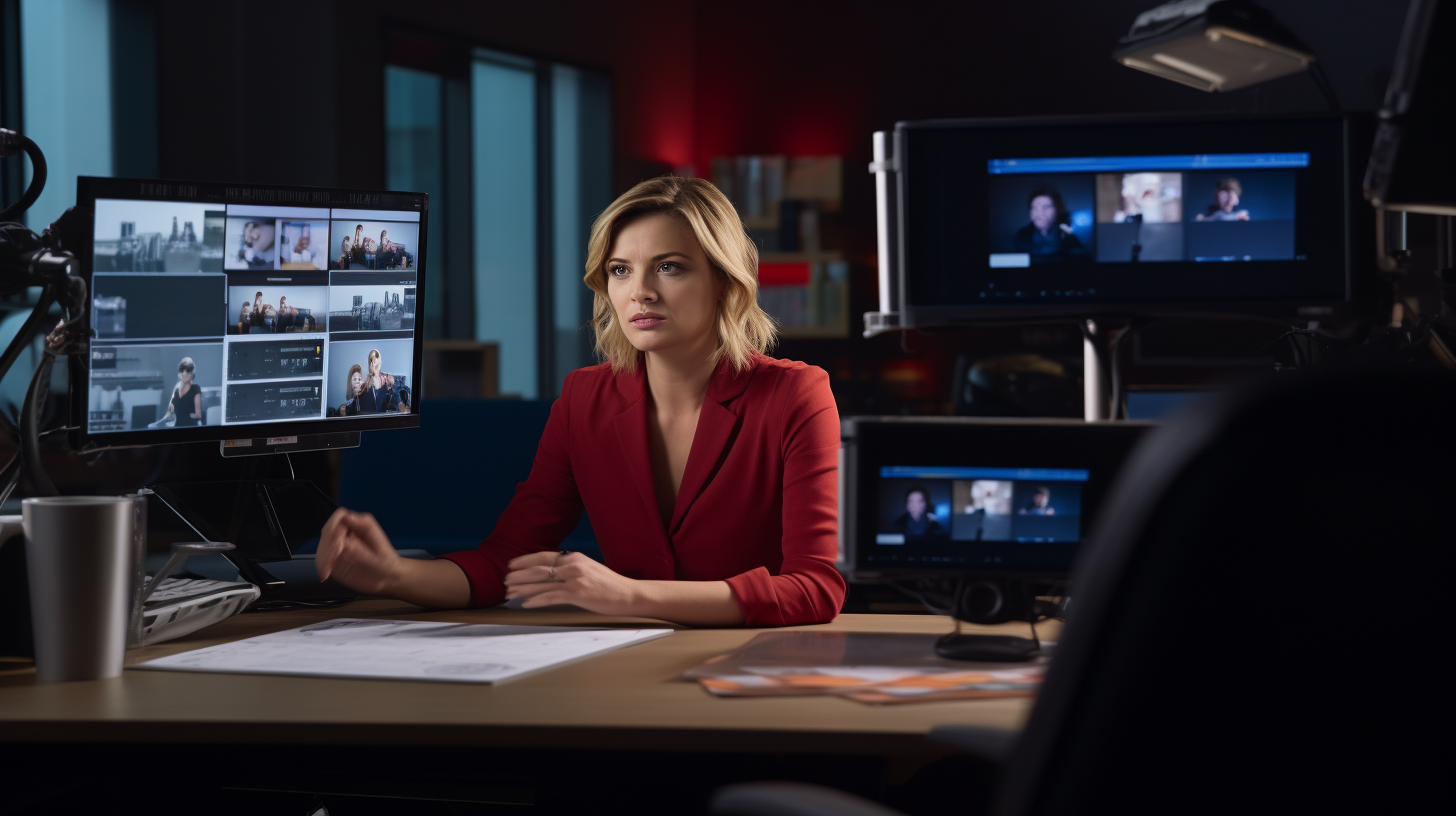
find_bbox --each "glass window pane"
[385,66,444,338]
[550,65,612,395]
[20,0,112,229]
[471,58,537,399]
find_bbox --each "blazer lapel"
[613,365,661,532]
[668,358,759,535]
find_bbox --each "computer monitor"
[73,177,427,450]
[884,113,1374,327]
[839,417,1152,580]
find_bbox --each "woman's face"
[1216,189,1240,211]
[906,491,927,520]
[369,355,380,376]
[178,368,193,385]
[1029,196,1057,232]
[342,237,351,254]
[606,213,722,361]
[241,303,251,319]
[350,370,364,394]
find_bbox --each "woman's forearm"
[632,580,745,627]
[383,557,472,609]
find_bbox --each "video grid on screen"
[986,153,1303,269]
[88,200,421,434]
[875,466,1087,545]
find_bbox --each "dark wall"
[149,0,1413,415]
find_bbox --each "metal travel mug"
[23,496,136,682]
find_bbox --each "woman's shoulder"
[751,355,829,388]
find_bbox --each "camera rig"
[0,127,90,502]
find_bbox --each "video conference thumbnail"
[227,286,327,334]
[92,275,226,340]
[223,217,329,271]
[226,338,325,382]
[226,380,324,424]
[88,342,223,432]
[987,162,1297,266]
[328,220,417,270]
[325,337,413,416]
[93,200,225,273]
[327,285,416,332]
[875,467,1085,544]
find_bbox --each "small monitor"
[74,177,427,448]
[839,418,1152,580]
[892,113,1373,325]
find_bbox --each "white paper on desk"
[132,618,673,684]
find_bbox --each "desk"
[0,603,1055,811]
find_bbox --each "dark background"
[92,274,226,340]
[2,0,1418,496]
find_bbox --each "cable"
[0,130,47,222]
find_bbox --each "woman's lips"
[630,316,665,328]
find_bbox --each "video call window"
[875,467,1088,545]
[93,200,224,273]
[986,153,1306,268]
[328,219,418,271]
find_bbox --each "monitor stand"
[934,622,1041,662]
[145,476,354,603]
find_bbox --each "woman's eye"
[609,265,628,277]
[658,262,680,274]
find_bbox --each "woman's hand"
[503,551,642,615]
[317,508,405,595]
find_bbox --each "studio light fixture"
[1114,0,1328,100]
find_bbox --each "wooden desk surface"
[0,602,1055,755]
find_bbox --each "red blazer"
[438,354,846,626]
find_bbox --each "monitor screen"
[77,178,427,446]
[841,418,1151,579]
[897,114,1371,323]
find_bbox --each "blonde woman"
[318,177,843,627]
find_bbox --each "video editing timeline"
[985,152,1307,282]
[86,200,419,434]
[874,466,1088,564]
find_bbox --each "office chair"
[716,367,1451,816]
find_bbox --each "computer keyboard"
[136,576,260,646]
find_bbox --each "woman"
[336,235,352,270]
[317,177,844,627]
[1195,178,1250,221]
[234,302,252,334]
[1012,187,1085,258]
[353,348,397,413]
[339,363,364,416]
[894,486,944,536]
[161,357,202,427]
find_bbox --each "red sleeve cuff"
[724,567,783,627]
[435,550,506,608]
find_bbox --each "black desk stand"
[146,478,353,603]
[933,578,1044,662]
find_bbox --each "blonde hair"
[583,176,776,374]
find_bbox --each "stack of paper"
[683,631,1047,705]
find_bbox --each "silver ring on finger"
[546,566,557,581]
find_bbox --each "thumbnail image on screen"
[87,342,224,433]
[93,200,224,273]
[328,220,417,270]
[227,285,327,334]
[325,337,414,417]
[875,466,1087,545]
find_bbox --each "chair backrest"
[998,368,1452,815]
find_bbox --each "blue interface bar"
[987,153,1311,174]
[880,466,1089,482]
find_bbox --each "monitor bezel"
[72,176,429,448]
[894,112,1375,327]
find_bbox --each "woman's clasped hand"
[503,551,640,615]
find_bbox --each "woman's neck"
[643,338,717,416]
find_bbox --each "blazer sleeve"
[724,366,847,626]
[437,372,585,607]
